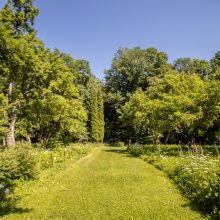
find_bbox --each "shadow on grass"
[181,201,217,220]
[0,196,32,217]
[103,147,135,158]
[104,149,127,154]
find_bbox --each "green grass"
[1,147,207,220]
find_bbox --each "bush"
[0,143,39,181]
[128,144,219,157]
[0,143,39,205]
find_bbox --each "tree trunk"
[165,132,170,144]
[7,82,20,147]
[2,137,6,147]
[7,116,16,147]
[7,82,15,147]
[26,135,31,145]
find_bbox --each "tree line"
[0,0,104,147]
[104,48,220,144]
[1,1,219,147]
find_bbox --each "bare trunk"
[165,132,170,144]
[7,82,15,147]
[7,82,20,147]
[7,117,16,147]
[2,137,6,146]
[26,135,31,145]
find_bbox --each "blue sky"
[1,0,220,79]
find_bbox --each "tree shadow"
[182,201,217,220]
[103,147,134,157]
[0,196,32,217]
[103,148,127,154]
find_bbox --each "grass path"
[2,147,207,220]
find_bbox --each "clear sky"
[1,0,220,79]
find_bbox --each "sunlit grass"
[2,147,206,220]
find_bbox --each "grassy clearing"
[1,147,206,220]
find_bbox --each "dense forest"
[0,0,219,148]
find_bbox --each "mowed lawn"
[2,147,207,220]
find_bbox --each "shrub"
[0,143,39,205]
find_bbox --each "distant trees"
[122,72,219,144]
[173,58,211,78]
[105,47,220,144]
[1,1,219,146]
[104,47,172,141]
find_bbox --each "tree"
[0,31,46,146]
[0,93,8,146]
[173,58,211,78]
[89,79,104,142]
[105,47,171,95]
[121,71,219,144]
[105,47,171,142]
[0,0,39,147]
[1,0,39,35]
[21,50,88,145]
[210,51,220,80]
[173,57,192,72]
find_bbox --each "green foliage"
[0,142,39,206]
[0,1,97,146]
[173,58,211,78]
[121,71,220,144]
[2,0,39,34]
[38,144,93,170]
[88,79,105,142]
[128,144,183,157]
[0,143,94,216]
[128,144,219,157]
[105,47,220,144]
[0,94,7,141]
[0,143,39,183]
[104,47,171,141]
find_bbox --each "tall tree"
[173,58,211,78]
[1,0,39,35]
[0,0,39,146]
[210,51,220,80]
[89,79,104,142]
[105,47,171,142]
[122,71,220,144]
